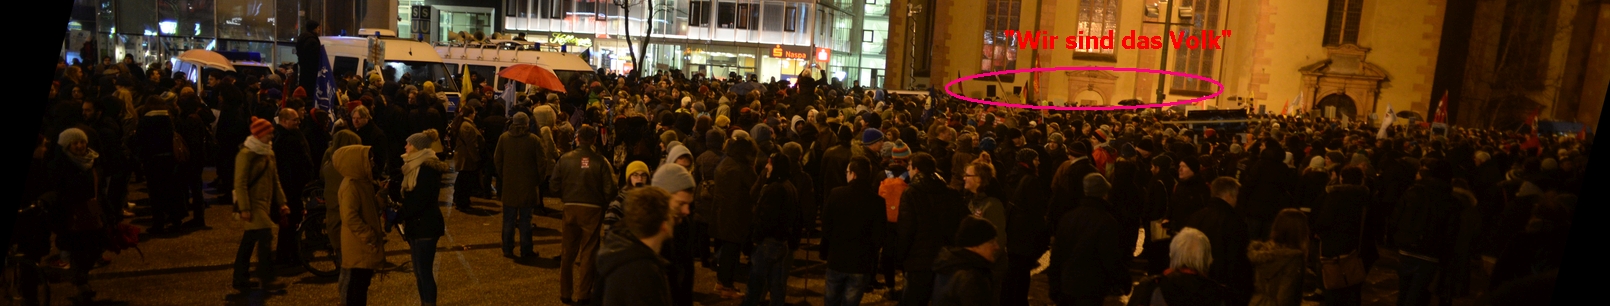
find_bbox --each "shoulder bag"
[1319,208,1368,289]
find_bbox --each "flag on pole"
[1377,104,1395,139]
[1433,90,1449,124]
[314,50,336,117]
[502,81,518,118]
[461,63,473,96]
[1281,93,1301,116]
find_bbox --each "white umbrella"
[178,49,234,72]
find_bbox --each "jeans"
[1398,255,1439,306]
[502,207,535,254]
[743,238,792,306]
[232,228,275,286]
[824,269,871,306]
[410,237,440,304]
[899,269,936,306]
[347,268,375,306]
[717,240,745,287]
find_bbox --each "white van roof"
[320,36,443,63]
[436,46,594,72]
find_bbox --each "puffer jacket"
[335,145,385,270]
[1248,241,1305,306]
[712,138,759,244]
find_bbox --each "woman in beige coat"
[334,145,385,306]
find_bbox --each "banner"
[315,49,336,116]
[1377,104,1395,139]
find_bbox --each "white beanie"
[59,128,88,147]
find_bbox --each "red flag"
[1433,90,1449,124]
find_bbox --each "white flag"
[1377,104,1395,139]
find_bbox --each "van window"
[467,65,498,89]
[333,56,360,80]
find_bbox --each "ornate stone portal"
[1299,44,1389,119]
[1065,70,1119,105]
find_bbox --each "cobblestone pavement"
[10,168,1491,305]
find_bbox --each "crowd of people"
[25,23,1585,306]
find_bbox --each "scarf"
[243,136,274,156]
[69,149,99,170]
[402,148,437,192]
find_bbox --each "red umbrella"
[497,64,567,94]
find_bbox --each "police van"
[320,29,461,109]
[434,39,595,94]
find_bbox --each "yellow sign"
[771,45,810,60]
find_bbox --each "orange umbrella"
[497,64,566,93]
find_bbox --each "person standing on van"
[296,22,323,94]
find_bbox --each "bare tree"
[613,0,667,79]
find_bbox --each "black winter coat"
[1052,197,1133,298]
[896,174,970,271]
[1168,175,1212,233]
[1126,268,1229,306]
[751,178,800,245]
[1006,165,1051,257]
[591,229,673,306]
[712,143,758,243]
[932,247,996,306]
[822,180,886,274]
[1184,198,1254,306]
[1391,177,1457,260]
[1238,153,1297,238]
[1049,157,1098,230]
[1314,184,1369,257]
[401,158,448,240]
[272,125,314,192]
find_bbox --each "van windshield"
[383,61,457,92]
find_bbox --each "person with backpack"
[875,143,911,291]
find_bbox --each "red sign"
[815,47,832,62]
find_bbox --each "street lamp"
[1143,0,1194,105]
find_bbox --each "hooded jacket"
[590,229,673,306]
[322,130,363,250]
[334,145,385,270]
[664,143,693,169]
[495,115,552,209]
[1248,241,1305,306]
[931,247,996,306]
[712,138,759,243]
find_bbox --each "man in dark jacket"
[1049,173,1132,306]
[477,102,509,198]
[1183,177,1254,306]
[1003,148,1050,306]
[822,156,886,305]
[591,187,675,306]
[1168,156,1212,234]
[351,106,389,179]
[271,109,313,266]
[932,216,1000,306]
[651,163,698,306]
[1314,167,1369,306]
[1049,142,1098,231]
[1238,141,1297,239]
[1390,159,1458,306]
[552,125,617,305]
[295,22,323,93]
[896,153,970,306]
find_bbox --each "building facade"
[889,0,1607,130]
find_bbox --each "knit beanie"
[58,128,88,147]
[407,132,433,151]
[707,129,726,151]
[651,163,696,193]
[1016,148,1039,164]
[1048,133,1065,145]
[661,130,681,147]
[1069,142,1091,157]
[955,216,999,247]
[1310,156,1327,170]
[251,117,274,139]
[1084,173,1112,197]
[782,142,804,162]
[715,115,731,129]
[1180,156,1202,173]
[627,161,651,177]
[891,141,911,159]
[863,128,884,143]
[978,137,997,152]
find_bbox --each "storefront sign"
[770,45,812,60]
[411,6,431,34]
[549,34,593,48]
[815,47,832,62]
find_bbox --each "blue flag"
[502,81,518,118]
[315,50,337,122]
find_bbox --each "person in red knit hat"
[232,116,290,294]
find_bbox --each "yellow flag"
[461,64,472,95]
